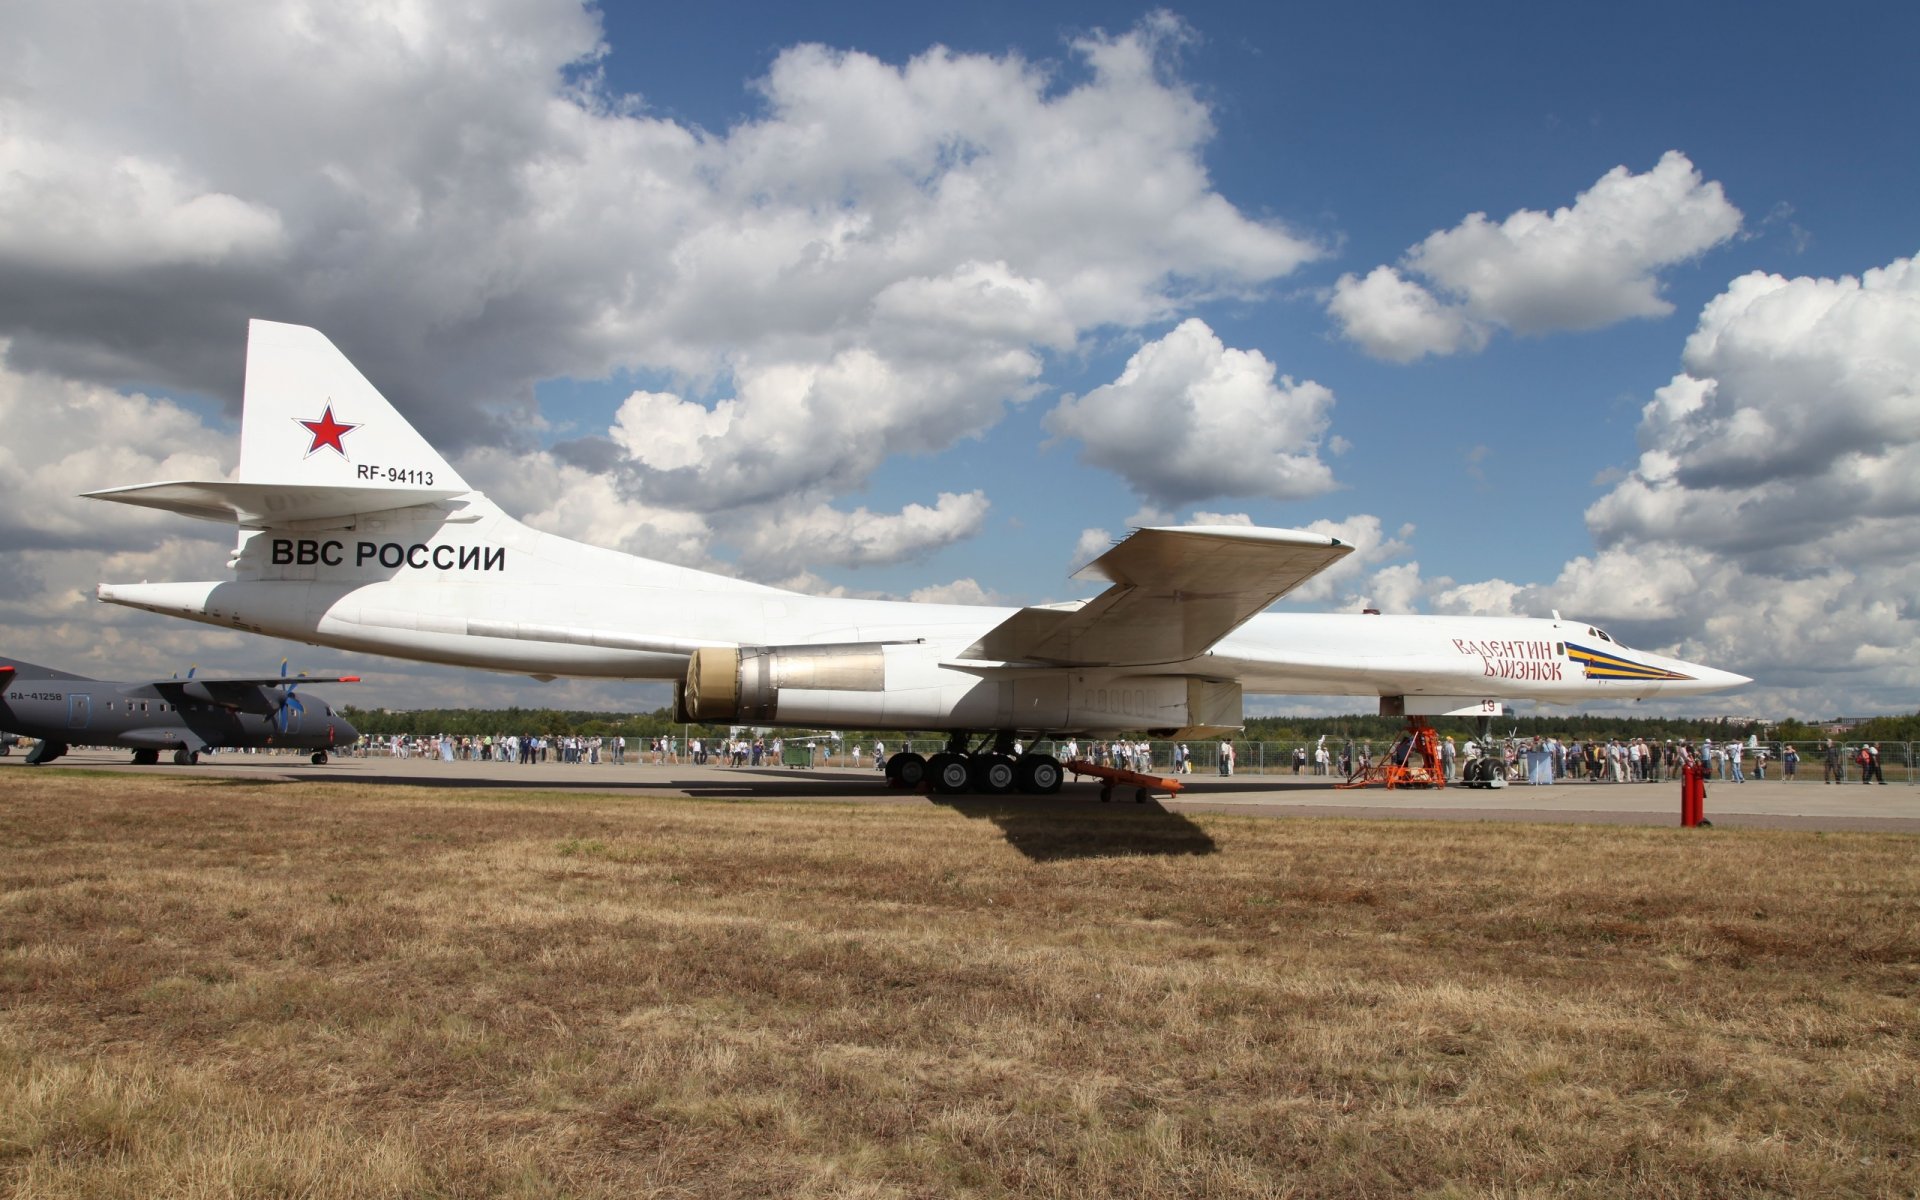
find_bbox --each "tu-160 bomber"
[87,321,1747,794]
[0,656,359,765]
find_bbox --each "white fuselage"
[97,495,1745,733]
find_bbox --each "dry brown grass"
[2,771,1916,1198]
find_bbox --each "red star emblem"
[296,404,359,458]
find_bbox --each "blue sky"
[1,0,1916,717]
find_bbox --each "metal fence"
[353,735,1915,784]
[811,738,1915,784]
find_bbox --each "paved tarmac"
[8,749,1918,833]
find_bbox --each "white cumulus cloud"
[0,1,1325,590]
[1422,252,1920,716]
[1330,151,1742,361]
[1045,318,1339,506]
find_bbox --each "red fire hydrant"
[1680,762,1711,828]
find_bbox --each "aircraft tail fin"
[87,320,474,527]
[236,320,468,492]
[0,657,96,682]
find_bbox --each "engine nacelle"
[682,643,888,724]
[680,641,1243,737]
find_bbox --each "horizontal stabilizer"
[965,525,1351,666]
[83,480,468,527]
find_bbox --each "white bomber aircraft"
[89,321,1749,794]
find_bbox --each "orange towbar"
[1066,759,1184,803]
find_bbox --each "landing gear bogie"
[913,738,1065,797]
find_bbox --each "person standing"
[1863,743,1886,784]
[1823,739,1844,784]
[1783,743,1799,780]
[1442,735,1457,782]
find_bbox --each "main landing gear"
[884,732,1065,796]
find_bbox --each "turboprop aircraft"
[87,320,1748,795]
[0,656,359,765]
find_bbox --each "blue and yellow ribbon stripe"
[1565,643,1695,682]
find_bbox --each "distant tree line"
[1237,713,1904,744]
[339,705,1920,744]
[340,706,710,740]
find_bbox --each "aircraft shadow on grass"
[933,794,1218,861]
[280,765,1217,861]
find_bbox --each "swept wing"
[963,526,1351,666]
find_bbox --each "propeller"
[274,658,308,731]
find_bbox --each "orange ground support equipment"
[1335,719,1447,790]
[1065,759,1185,803]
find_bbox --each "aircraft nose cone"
[1676,662,1751,692]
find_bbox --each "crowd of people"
[1426,733,1892,784]
[350,729,1896,785]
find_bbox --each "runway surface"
[9,748,1918,833]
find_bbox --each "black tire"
[311,751,328,765]
[1016,754,1064,794]
[929,752,971,795]
[172,748,192,765]
[885,751,927,788]
[132,749,159,766]
[972,753,1017,794]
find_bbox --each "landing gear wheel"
[1099,785,1113,803]
[972,753,1017,795]
[885,751,927,789]
[929,752,971,795]
[1016,754,1064,794]
[132,749,159,765]
[311,751,329,765]
[1135,787,1149,804]
[172,748,196,765]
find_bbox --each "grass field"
[3,773,1917,1198]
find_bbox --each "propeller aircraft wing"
[151,670,358,715]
